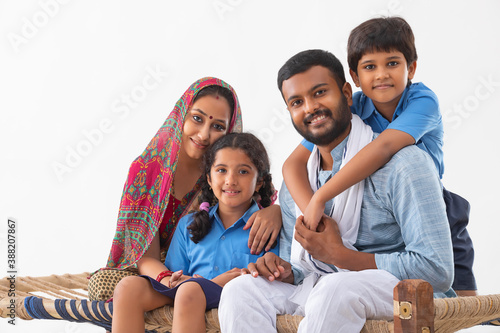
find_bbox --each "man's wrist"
[332,248,377,271]
[331,245,349,268]
[319,241,348,268]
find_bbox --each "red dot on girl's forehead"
[209,116,213,119]
[215,95,219,99]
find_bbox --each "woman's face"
[181,94,232,161]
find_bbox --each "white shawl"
[291,114,373,278]
[288,114,373,314]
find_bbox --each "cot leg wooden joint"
[393,279,434,333]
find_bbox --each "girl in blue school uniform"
[111,132,279,333]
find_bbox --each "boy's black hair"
[347,16,418,75]
[277,49,346,97]
[187,132,274,243]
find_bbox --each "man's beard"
[292,99,351,146]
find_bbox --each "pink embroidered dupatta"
[105,77,242,270]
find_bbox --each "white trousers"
[219,269,399,333]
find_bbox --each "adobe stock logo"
[7,0,72,53]
[442,75,499,129]
[212,0,243,20]
[51,65,168,182]
[257,107,290,146]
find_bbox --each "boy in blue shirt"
[283,17,476,296]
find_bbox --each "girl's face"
[208,148,262,214]
[181,95,232,161]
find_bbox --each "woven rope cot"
[1,273,499,332]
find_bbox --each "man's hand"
[295,215,376,271]
[211,268,250,287]
[244,205,282,254]
[294,215,344,266]
[247,252,293,284]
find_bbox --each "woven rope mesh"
[2,273,500,332]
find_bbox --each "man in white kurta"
[218,50,454,332]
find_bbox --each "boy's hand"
[247,252,293,284]
[294,215,344,266]
[303,195,325,231]
[295,215,377,271]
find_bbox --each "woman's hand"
[243,205,282,254]
[211,268,250,287]
[137,233,170,278]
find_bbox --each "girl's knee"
[113,276,148,302]
[175,282,206,309]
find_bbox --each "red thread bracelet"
[156,270,174,282]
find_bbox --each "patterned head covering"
[105,77,242,270]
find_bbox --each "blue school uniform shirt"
[165,201,279,280]
[302,82,444,178]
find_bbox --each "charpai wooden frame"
[1,273,499,332]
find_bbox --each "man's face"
[281,65,352,146]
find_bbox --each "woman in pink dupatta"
[88,77,281,301]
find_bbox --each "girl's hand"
[166,270,203,288]
[244,205,282,254]
[303,195,325,231]
[211,267,250,287]
[166,270,184,288]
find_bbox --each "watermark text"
[6,218,17,325]
[7,0,72,53]
[51,65,168,182]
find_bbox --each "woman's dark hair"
[347,17,418,82]
[193,84,235,116]
[187,133,274,243]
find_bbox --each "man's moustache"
[303,109,332,124]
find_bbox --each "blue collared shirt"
[165,201,279,280]
[280,136,454,296]
[351,82,444,178]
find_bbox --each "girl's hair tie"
[199,202,210,212]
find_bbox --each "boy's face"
[281,65,352,147]
[350,50,416,115]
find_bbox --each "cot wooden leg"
[393,279,434,333]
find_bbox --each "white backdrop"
[1,1,499,332]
